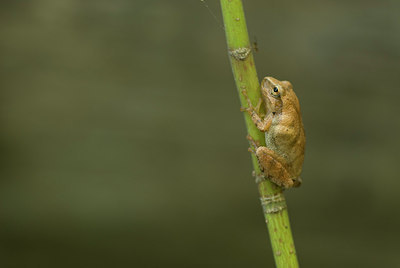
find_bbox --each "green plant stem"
[220,1,299,267]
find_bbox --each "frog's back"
[265,93,305,178]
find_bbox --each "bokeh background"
[1,0,400,267]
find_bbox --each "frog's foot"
[240,90,272,132]
[246,135,260,155]
[251,170,266,184]
[240,89,263,116]
[255,147,294,189]
[292,176,302,187]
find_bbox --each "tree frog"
[241,77,305,189]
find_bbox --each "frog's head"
[261,76,297,114]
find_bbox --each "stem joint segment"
[260,193,287,214]
[229,47,251,60]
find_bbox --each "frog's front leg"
[240,89,272,132]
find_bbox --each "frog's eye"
[271,86,280,96]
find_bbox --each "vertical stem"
[220,1,299,267]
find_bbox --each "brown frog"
[241,77,305,189]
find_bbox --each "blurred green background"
[1,0,400,267]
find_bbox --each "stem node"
[229,47,251,60]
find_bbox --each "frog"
[241,76,305,189]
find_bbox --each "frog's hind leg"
[255,147,294,189]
